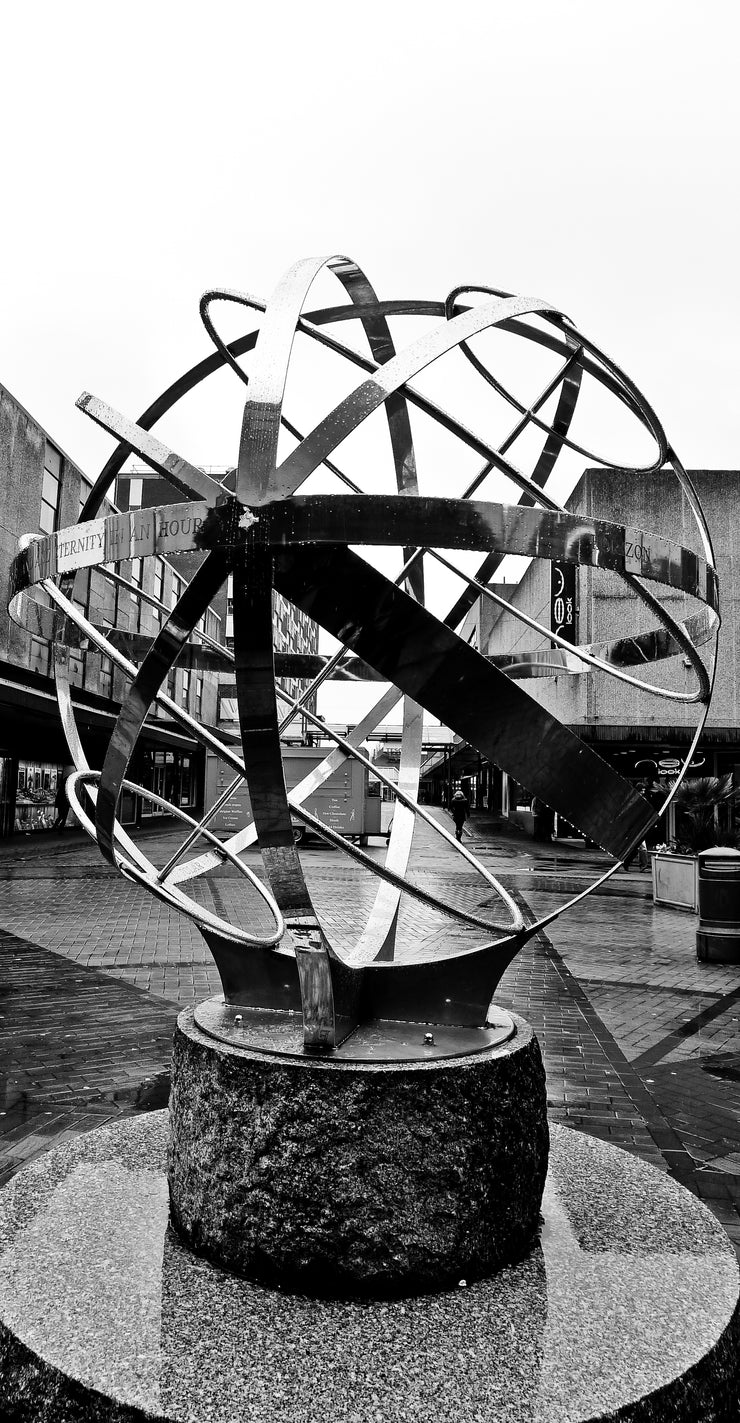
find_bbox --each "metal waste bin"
[696,847,740,964]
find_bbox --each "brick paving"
[0,809,737,1261]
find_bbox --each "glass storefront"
[4,746,198,836]
[14,761,70,834]
[139,750,196,818]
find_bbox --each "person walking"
[53,772,69,832]
[450,787,469,842]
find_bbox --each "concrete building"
[0,384,218,836]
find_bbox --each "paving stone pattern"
[0,812,737,1259]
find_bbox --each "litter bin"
[696,847,740,964]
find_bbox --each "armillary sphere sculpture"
[9,255,719,1060]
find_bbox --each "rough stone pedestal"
[168,1007,549,1294]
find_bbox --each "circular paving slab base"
[0,1117,736,1422]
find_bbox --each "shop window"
[141,749,168,817]
[99,656,113,698]
[152,562,165,626]
[179,755,194,807]
[129,558,144,631]
[14,759,61,833]
[68,649,85,688]
[99,620,114,698]
[29,635,51,677]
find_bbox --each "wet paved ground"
[0,808,738,1259]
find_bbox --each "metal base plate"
[193,996,516,1062]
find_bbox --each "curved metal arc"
[491,606,716,677]
[155,770,246,884]
[94,550,234,865]
[200,289,661,491]
[616,565,713,703]
[230,551,523,940]
[274,294,564,506]
[166,680,407,886]
[421,323,583,636]
[202,286,569,514]
[38,574,257,833]
[528,709,712,933]
[233,253,428,973]
[278,797,524,938]
[159,662,523,941]
[431,549,714,704]
[67,771,284,947]
[386,330,585,638]
[75,291,658,536]
[665,447,717,579]
[236,256,342,505]
[445,286,668,474]
[235,254,421,512]
[52,646,159,880]
[76,395,225,504]
[273,541,656,859]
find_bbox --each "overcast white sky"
[1,0,737,723]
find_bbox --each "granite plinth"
[0,1117,737,1422]
[168,1007,549,1292]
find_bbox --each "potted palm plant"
[651,774,740,911]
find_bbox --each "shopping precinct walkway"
[0,809,737,1257]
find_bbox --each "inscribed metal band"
[11,496,718,612]
[9,493,716,709]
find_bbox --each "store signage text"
[550,560,577,645]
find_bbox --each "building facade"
[0,384,221,836]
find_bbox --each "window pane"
[44,443,62,479]
[42,468,59,508]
